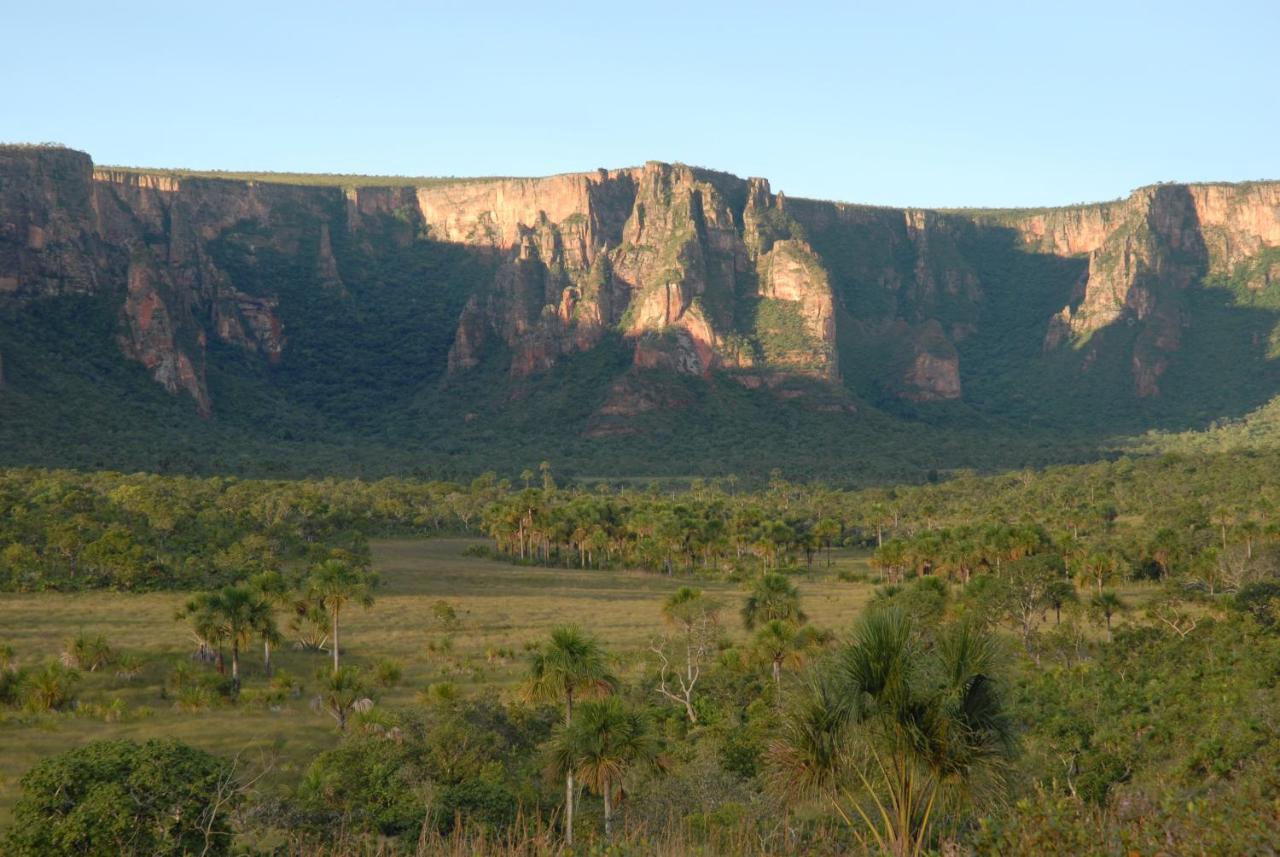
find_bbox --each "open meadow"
[0,538,881,823]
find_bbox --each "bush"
[1235,580,1280,626]
[435,777,517,833]
[61,632,114,671]
[20,662,81,712]
[374,658,404,687]
[5,739,237,856]
[299,735,425,836]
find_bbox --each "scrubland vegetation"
[2,452,1280,854]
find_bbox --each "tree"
[248,571,290,676]
[769,609,1015,856]
[177,592,226,671]
[549,697,663,839]
[305,559,378,674]
[6,739,237,857]
[1044,579,1078,626]
[814,518,841,567]
[1077,550,1122,595]
[1089,591,1125,642]
[210,585,274,691]
[970,554,1067,663]
[651,587,720,723]
[752,619,830,697]
[523,626,617,847]
[741,572,806,630]
[311,666,374,731]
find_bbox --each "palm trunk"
[231,641,240,691]
[263,638,272,677]
[331,605,341,673]
[564,691,575,846]
[603,779,614,839]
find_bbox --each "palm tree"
[20,662,81,712]
[1090,590,1125,642]
[814,518,841,567]
[177,592,226,671]
[213,585,274,691]
[752,619,829,695]
[305,559,378,674]
[549,697,663,839]
[1044,579,1078,625]
[524,626,617,847]
[768,609,1015,856]
[248,570,290,676]
[311,665,373,731]
[741,572,806,630]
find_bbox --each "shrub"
[20,662,81,711]
[374,658,404,688]
[434,777,518,833]
[5,739,236,856]
[431,599,460,629]
[61,632,114,671]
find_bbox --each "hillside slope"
[2,145,1279,480]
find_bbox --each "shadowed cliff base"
[2,146,1280,483]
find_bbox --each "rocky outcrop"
[440,163,841,400]
[0,148,359,411]
[4,145,1280,426]
[0,147,104,297]
[984,185,1253,396]
[117,249,211,414]
[893,320,962,401]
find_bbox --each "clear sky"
[6,1,1277,208]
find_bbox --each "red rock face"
[0,150,334,413]
[5,147,1280,421]
[993,184,1270,397]
[117,253,211,415]
[438,163,842,402]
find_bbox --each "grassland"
[94,165,517,189]
[0,538,880,823]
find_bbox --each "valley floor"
[0,538,880,823]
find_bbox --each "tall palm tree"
[549,697,663,839]
[751,619,829,694]
[212,585,274,691]
[769,609,1015,856]
[523,626,617,847]
[177,592,226,672]
[248,570,290,676]
[305,559,378,674]
[741,572,806,630]
[1044,579,1078,626]
[1090,590,1125,642]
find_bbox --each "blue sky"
[6,1,1277,208]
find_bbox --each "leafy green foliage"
[6,739,236,857]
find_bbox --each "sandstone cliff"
[2,145,1279,425]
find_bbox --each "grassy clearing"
[0,538,879,822]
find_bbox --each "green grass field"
[0,539,880,823]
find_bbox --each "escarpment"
[2,144,1279,433]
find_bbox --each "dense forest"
[2,451,1280,853]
